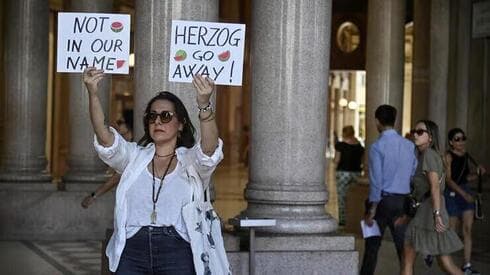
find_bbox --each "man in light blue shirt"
[360,105,417,275]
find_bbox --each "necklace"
[155,151,175,158]
[150,154,175,224]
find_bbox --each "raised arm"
[192,75,219,156]
[83,67,114,147]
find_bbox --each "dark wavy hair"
[416,119,440,153]
[447,128,465,148]
[137,91,196,148]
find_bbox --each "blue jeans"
[445,184,475,217]
[116,226,195,275]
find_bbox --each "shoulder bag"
[182,165,232,275]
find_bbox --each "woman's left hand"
[192,74,215,107]
[434,215,446,233]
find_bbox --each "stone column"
[449,0,471,131]
[0,0,50,182]
[133,1,218,139]
[0,0,4,147]
[243,0,335,234]
[365,0,406,146]
[63,0,113,183]
[411,0,431,125]
[429,0,450,144]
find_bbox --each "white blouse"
[126,162,192,241]
[93,127,223,272]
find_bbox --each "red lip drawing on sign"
[116,60,125,69]
[218,50,230,62]
[111,22,123,33]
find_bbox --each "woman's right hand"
[83,67,105,95]
[434,215,446,233]
[463,192,475,203]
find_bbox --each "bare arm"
[83,67,114,147]
[192,75,218,156]
[427,171,446,233]
[333,150,341,169]
[81,173,120,208]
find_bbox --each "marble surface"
[245,0,335,234]
[0,0,50,182]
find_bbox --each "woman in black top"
[445,128,486,274]
[334,125,365,226]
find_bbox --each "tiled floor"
[23,241,101,275]
[1,162,489,274]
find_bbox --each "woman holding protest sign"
[83,67,230,274]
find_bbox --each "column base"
[237,211,338,234]
[223,233,358,274]
[0,182,114,240]
[243,184,337,233]
[0,171,51,182]
[63,172,110,184]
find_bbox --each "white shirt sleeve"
[191,138,224,180]
[93,127,137,174]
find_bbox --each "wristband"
[433,209,441,217]
[198,102,213,112]
[91,192,97,199]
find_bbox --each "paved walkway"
[2,230,489,275]
[1,164,489,274]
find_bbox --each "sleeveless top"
[448,151,469,186]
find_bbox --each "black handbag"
[468,155,484,220]
[404,194,420,217]
[474,172,484,220]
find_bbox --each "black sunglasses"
[410,129,429,136]
[146,111,175,124]
[453,136,466,142]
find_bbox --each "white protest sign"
[169,20,246,86]
[57,12,130,74]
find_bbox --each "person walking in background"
[445,128,486,274]
[334,125,365,226]
[360,105,418,275]
[81,117,133,209]
[401,121,463,275]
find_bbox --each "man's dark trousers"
[360,194,407,275]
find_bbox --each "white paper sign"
[360,220,381,239]
[57,12,131,74]
[169,20,246,86]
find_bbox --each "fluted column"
[133,1,218,139]
[411,0,431,125]
[0,0,50,182]
[63,0,113,183]
[429,0,449,144]
[365,0,406,146]
[450,0,471,131]
[0,1,4,147]
[243,0,335,234]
